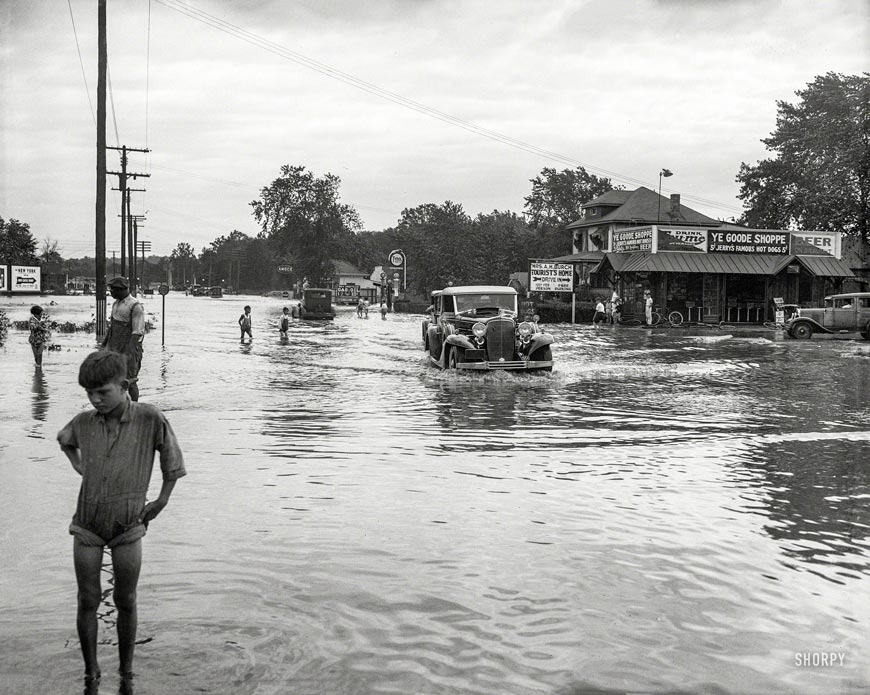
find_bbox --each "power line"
[66,0,95,126]
[153,0,742,215]
[107,63,121,146]
[145,0,152,150]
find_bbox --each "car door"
[832,298,856,330]
[858,297,870,331]
[428,295,443,359]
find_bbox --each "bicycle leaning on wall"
[649,305,685,327]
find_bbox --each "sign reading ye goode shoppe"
[708,231,790,254]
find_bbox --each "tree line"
[3,73,866,296]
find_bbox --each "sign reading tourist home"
[708,231,789,254]
[530,262,573,292]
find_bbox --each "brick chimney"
[669,194,681,222]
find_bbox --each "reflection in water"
[30,367,49,429]
[754,439,870,581]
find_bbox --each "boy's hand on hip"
[139,499,167,527]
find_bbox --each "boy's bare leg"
[112,540,142,676]
[73,540,104,679]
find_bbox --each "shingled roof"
[568,186,720,229]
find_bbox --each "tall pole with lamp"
[657,168,673,223]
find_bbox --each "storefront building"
[559,188,855,323]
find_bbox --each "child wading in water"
[239,305,253,343]
[58,351,186,691]
[279,306,291,338]
[28,304,51,366]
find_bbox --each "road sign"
[158,284,170,296]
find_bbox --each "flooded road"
[1,294,869,695]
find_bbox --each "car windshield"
[453,293,516,314]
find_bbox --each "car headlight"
[472,322,486,338]
[518,322,533,337]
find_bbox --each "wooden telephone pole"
[108,148,149,277]
[95,0,107,336]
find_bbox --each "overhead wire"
[66,0,96,126]
[153,0,742,215]
[106,64,121,146]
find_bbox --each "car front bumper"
[456,359,553,371]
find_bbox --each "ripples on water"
[1,295,868,694]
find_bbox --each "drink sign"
[276,265,293,274]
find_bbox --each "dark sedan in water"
[422,285,553,371]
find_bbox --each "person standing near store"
[644,290,653,325]
[593,297,606,329]
[102,276,145,402]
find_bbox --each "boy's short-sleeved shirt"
[58,397,185,543]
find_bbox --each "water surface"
[1,294,868,694]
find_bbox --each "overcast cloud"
[1,0,867,257]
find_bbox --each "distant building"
[327,260,377,303]
[541,186,856,323]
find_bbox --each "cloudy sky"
[1,0,867,257]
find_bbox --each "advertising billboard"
[708,231,789,254]
[791,231,841,258]
[10,265,41,293]
[529,262,573,292]
[657,227,708,253]
[0,265,7,292]
[612,227,653,253]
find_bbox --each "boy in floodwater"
[279,306,291,338]
[28,304,51,366]
[239,305,253,343]
[58,350,186,691]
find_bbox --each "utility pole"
[112,250,116,275]
[95,0,107,337]
[108,146,149,276]
[130,215,146,295]
[136,238,151,292]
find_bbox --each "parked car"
[300,288,335,320]
[422,285,554,371]
[786,292,870,339]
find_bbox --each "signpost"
[159,283,169,345]
[388,249,406,296]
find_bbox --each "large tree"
[393,201,474,293]
[0,217,39,264]
[170,242,197,286]
[737,72,870,241]
[469,210,537,285]
[524,166,618,256]
[250,165,361,285]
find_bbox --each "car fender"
[444,334,476,352]
[527,333,554,353]
[788,317,831,335]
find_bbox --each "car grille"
[486,319,515,362]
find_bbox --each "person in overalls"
[102,276,145,402]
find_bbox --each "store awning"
[618,252,785,274]
[593,252,632,273]
[791,255,855,277]
[547,251,605,263]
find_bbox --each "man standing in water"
[102,276,145,402]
